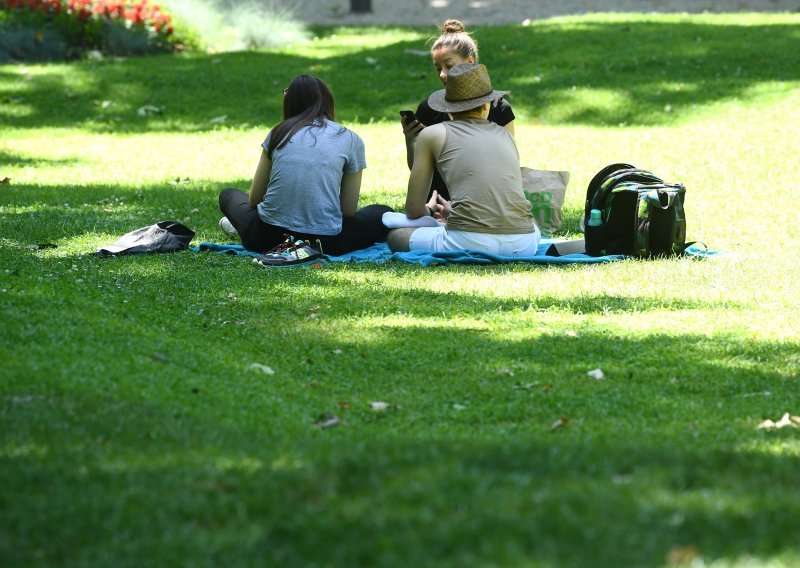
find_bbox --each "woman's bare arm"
[248,150,272,208]
[340,170,362,218]
[405,125,444,218]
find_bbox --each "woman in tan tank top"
[388,63,540,256]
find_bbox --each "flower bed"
[1,0,190,61]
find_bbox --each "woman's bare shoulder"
[419,122,446,140]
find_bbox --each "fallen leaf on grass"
[757,412,800,430]
[314,413,340,429]
[612,474,633,485]
[543,383,553,392]
[209,115,227,124]
[587,368,605,380]
[496,367,514,377]
[369,401,390,411]
[741,390,771,397]
[549,417,569,431]
[452,404,467,411]
[168,177,191,186]
[137,104,163,116]
[150,352,168,362]
[332,348,343,355]
[249,363,275,375]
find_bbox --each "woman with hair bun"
[400,19,516,201]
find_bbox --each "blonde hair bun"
[440,19,466,34]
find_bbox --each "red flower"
[5,0,178,47]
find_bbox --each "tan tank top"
[437,120,535,234]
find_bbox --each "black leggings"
[219,188,393,255]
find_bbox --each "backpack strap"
[589,170,665,212]
[586,163,634,206]
[584,163,635,223]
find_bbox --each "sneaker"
[219,216,239,238]
[253,236,326,268]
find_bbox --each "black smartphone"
[399,110,417,124]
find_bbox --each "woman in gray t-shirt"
[218,75,392,255]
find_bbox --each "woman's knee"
[355,203,394,222]
[387,228,414,252]
[219,188,245,211]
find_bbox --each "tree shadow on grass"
[5,424,800,566]
[0,180,243,245]
[1,19,798,131]
[0,150,84,169]
[1,242,747,318]
[2,299,799,565]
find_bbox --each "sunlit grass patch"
[1,12,800,568]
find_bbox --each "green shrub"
[162,0,308,52]
[0,16,70,60]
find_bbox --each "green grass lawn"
[2,13,800,567]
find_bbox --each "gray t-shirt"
[257,119,366,235]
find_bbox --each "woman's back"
[258,119,365,235]
[437,120,533,234]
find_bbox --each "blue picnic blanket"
[191,240,717,266]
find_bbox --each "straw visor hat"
[427,63,510,113]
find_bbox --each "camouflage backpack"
[583,163,687,257]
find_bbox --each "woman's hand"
[403,117,425,171]
[402,117,425,140]
[425,190,450,221]
[425,190,440,213]
[433,193,451,221]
